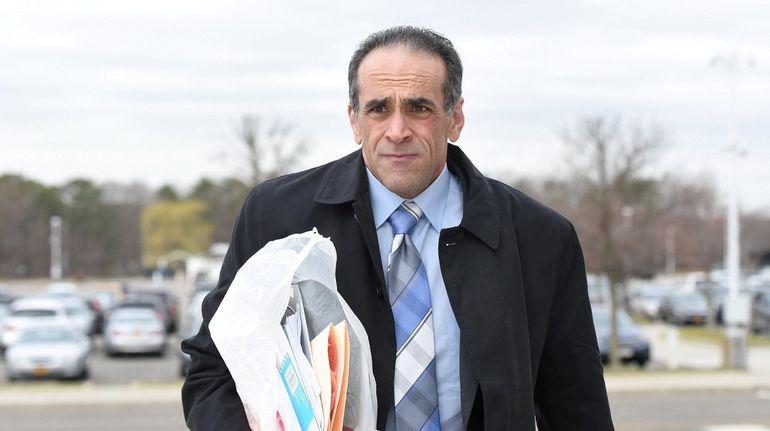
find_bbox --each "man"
[182,26,614,430]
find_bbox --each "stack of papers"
[277,286,351,431]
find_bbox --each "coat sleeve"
[533,223,615,431]
[181,193,261,431]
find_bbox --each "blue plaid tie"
[387,201,441,431]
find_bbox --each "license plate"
[692,316,705,323]
[618,347,634,358]
[33,365,49,376]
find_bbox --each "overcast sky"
[1,0,768,212]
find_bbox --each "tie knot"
[388,201,422,235]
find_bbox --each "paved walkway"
[606,369,770,393]
[0,382,182,406]
[1,368,770,407]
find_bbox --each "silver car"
[104,308,167,356]
[1,298,72,349]
[4,325,92,381]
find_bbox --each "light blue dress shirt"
[366,165,464,431]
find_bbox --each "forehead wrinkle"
[361,73,442,104]
[366,70,439,88]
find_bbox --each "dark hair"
[348,26,463,115]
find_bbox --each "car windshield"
[592,309,635,327]
[673,294,706,307]
[641,288,669,299]
[18,328,78,343]
[115,316,159,324]
[12,309,56,318]
[112,309,159,322]
[65,307,85,317]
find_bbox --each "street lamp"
[50,215,62,280]
[711,49,754,369]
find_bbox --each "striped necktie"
[387,201,441,431]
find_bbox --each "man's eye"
[367,105,388,114]
[410,105,430,113]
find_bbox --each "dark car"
[751,290,770,335]
[125,289,179,333]
[112,294,172,333]
[659,291,709,325]
[592,307,650,367]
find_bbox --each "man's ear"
[447,96,465,143]
[348,104,362,145]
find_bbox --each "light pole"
[711,49,753,369]
[665,224,676,275]
[50,215,63,280]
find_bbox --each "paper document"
[311,321,350,431]
[278,352,315,431]
[329,321,350,431]
[282,308,323,430]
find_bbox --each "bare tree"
[234,115,309,185]
[561,115,664,368]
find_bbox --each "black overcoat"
[181,144,614,430]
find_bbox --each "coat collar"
[314,144,501,250]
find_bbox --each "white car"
[39,291,96,335]
[1,298,72,348]
[44,282,80,296]
[104,308,167,356]
[5,325,91,381]
[58,298,96,335]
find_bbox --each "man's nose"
[384,110,411,144]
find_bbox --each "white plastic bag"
[209,229,377,431]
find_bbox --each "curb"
[0,383,182,406]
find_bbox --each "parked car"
[85,291,119,334]
[0,304,10,344]
[751,290,770,335]
[119,290,178,333]
[104,308,167,356]
[44,282,80,296]
[1,298,72,349]
[112,293,170,331]
[178,312,203,377]
[629,285,672,320]
[659,291,709,325]
[39,287,97,335]
[186,290,211,323]
[592,307,650,367]
[4,325,92,381]
[138,289,179,333]
[50,297,96,336]
[0,285,20,306]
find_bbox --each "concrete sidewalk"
[0,382,182,406]
[2,368,770,407]
[605,368,770,393]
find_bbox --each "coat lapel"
[444,144,533,429]
[313,149,386,295]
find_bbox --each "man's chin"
[382,177,425,199]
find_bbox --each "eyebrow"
[404,97,437,110]
[364,97,391,111]
[363,96,438,111]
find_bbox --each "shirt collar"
[366,164,450,231]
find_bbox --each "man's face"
[348,45,464,199]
